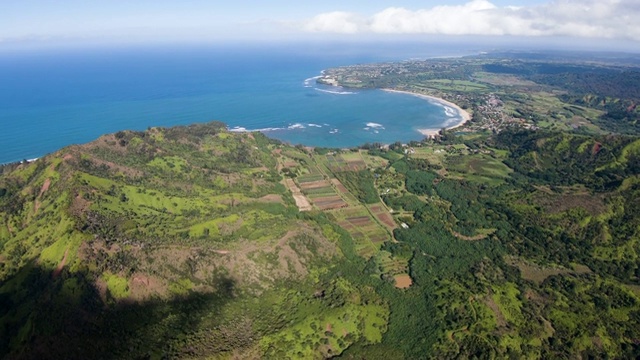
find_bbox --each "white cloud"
[302,0,640,41]
[303,11,363,34]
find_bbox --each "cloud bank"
[303,0,640,41]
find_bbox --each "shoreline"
[381,89,471,137]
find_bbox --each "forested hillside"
[1,122,640,359]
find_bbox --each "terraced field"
[279,149,408,283]
[325,152,367,172]
[330,206,391,258]
[296,170,348,211]
[369,204,396,231]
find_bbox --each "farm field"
[324,152,368,172]
[329,206,391,259]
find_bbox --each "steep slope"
[0,122,387,359]
[2,122,640,359]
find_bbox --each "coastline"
[382,89,471,137]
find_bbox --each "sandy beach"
[382,89,471,137]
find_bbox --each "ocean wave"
[366,122,385,129]
[442,117,463,127]
[303,75,322,87]
[229,122,316,133]
[314,88,356,95]
[444,106,457,117]
[229,126,285,133]
[329,129,339,134]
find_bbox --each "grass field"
[503,91,604,132]
[261,301,388,358]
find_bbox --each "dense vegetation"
[334,170,379,204]
[368,130,640,358]
[2,122,639,359]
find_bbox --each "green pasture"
[418,79,488,93]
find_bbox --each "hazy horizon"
[2,0,639,53]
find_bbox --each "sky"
[1,0,639,51]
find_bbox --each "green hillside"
[1,122,640,358]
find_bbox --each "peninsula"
[316,52,640,136]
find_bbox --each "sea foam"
[314,88,356,95]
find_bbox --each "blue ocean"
[0,43,471,164]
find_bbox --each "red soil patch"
[370,234,389,243]
[592,142,602,156]
[132,275,149,286]
[34,178,52,213]
[347,216,373,226]
[375,213,396,229]
[394,274,413,289]
[299,180,331,189]
[39,178,51,198]
[52,248,69,279]
[330,178,350,193]
[95,279,108,302]
[313,196,347,210]
[627,103,636,112]
[129,273,167,300]
[338,222,356,230]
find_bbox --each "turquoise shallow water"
[0,44,467,164]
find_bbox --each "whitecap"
[229,126,287,133]
[366,122,385,129]
[308,123,322,128]
[444,106,456,117]
[288,123,305,129]
[303,75,322,87]
[314,88,356,95]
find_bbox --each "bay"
[0,43,471,164]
